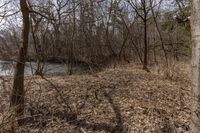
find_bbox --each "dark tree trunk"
[142,1,149,72]
[10,0,30,116]
[143,19,148,70]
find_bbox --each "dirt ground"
[0,62,191,133]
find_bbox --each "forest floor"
[0,62,191,133]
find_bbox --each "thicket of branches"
[0,0,191,70]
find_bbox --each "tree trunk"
[143,18,148,70]
[142,0,150,72]
[191,0,200,132]
[10,0,29,116]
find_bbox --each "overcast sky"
[0,0,179,30]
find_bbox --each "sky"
[0,0,180,30]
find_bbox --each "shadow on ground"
[20,89,127,133]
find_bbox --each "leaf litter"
[0,63,191,133]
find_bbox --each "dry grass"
[0,62,191,133]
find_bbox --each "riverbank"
[0,62,191,132]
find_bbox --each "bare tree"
[10,0,30,117]
[191,0,200,132]
[126,0,152,71]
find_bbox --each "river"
[0,61,87,76]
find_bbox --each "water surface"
[0,61,84,76]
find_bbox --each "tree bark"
[10,0,30,116]
[142,0,150,72]
[143,18,148,70]
[191,0,200,132]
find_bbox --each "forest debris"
[0,63,191,132]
